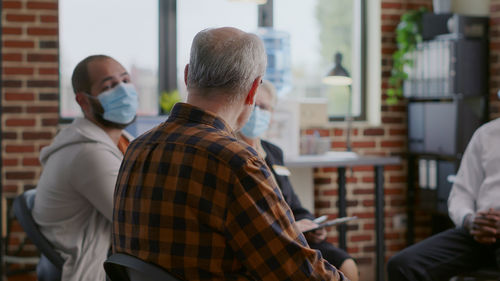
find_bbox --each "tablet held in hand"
[302,216,358,233]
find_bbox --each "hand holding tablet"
[303,216,358,233]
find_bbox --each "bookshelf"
[405,13,489,245]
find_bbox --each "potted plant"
[387,7,427,105]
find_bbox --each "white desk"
[284,152,401,281]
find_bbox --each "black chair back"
[12,189,64,281]
[104,253,181,281]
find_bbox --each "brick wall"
[491,0,500,118]
[2,0,58,278]
[306,1,433,280]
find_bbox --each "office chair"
[12,189,64,281]
[104,253,181,281]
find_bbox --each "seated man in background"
[33,55,138,281]
[113,27,345,280]
[238,80,359,281]
[387,118,500,280]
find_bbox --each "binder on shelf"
[428,159,437,190]
[403,38,487,99]
[418,159,428,189]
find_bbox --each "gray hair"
[187,28,267,102]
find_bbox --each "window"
[60,0,366,121]
[59,0,159,119]
[272,0,366,120]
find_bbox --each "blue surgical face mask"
[95,83,139,125]
[240,106,272,139]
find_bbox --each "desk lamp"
[322,52,353,152]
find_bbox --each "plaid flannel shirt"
[113,103,343,280]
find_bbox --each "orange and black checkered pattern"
[113,103,343,280]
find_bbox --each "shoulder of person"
[261,140,283,157]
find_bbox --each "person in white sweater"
[32,55,137,281]
[387,118,500,280]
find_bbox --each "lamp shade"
[322,52,352,86]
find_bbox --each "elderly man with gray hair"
[113,27,345,280]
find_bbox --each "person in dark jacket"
[238,80,359,281]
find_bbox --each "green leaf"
[388,7,426,104]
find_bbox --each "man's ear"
[75,92,90,113]
[184,64,189,86]
[245,77,261,105]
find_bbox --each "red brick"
[352,141,376,148]
[381,116,403,124]
[389,175,406,183]
[363,199,374,207]
[352,166,373,172]
[27,106,58,113]
[3,79,23,86]
[321,167,337,173]
[356,257,373,266]
[5,119,35,127]
[27,27,58,36]
[22,158,40,166]
[385,232,400,239]
[333,128,343,136]
[363,223,375,230]
[385,164,403,171]
[322,189,338,196]
[381,2,402,9]
[4,67,34,75]
[6,171,35,180]
[27,80,58,88]
[3,185,19,193]
[315,129,330,137]
[353,188,373,195]
[3,158,19,166]
[2,132,18,139]
[6,14,35,22]
[42,118,59,126]
[381,14,400,21]
[3,53,22,61]
[315,200,331,209]
[22,132,53,140]
[4,92,35,101]
[2,27,22,35]
[4,40,35,48]
[332,141,347,149]
[363,128,384,136]
[27,54,58,62]
[40,15,58,23]
[381,140,404,147]
[351,234,372,242]
[384,188,404,195]
[2,106,23,113]
[389,128,406,136]
[362,245,376,253]
[3,1,22,9]
[346,177,358,183]
[26,1,57,10]
[314,177,331,185]
[39,67,58,75]
[362,176,374,183]
[5,145,35,153]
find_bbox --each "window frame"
[59,0,367,122]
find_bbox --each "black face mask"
[87,94,136,130]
